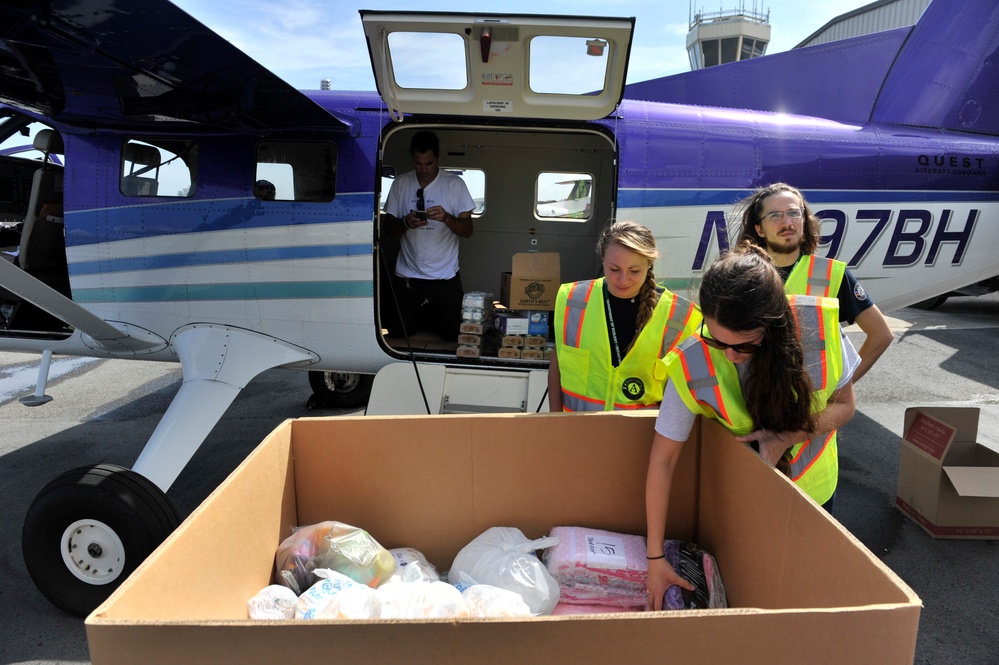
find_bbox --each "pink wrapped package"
[543,526,648,609]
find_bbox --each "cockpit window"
[120,138,197,197]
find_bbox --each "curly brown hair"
[733,183,820,255]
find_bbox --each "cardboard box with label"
[500,252,560,310]
[896,406,999,539]
[88,413,921,665]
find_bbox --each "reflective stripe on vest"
[659,296,698,359]
[785,255,846,299]
[555,279,700,412]
[562,280,596,349]
[665,297,842,504]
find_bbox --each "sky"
[168,0,876,91]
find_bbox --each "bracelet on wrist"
[646,554,665,560]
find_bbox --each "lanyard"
[604,281,623,367]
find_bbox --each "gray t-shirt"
[654,327,860,441]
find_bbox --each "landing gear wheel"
[910,295,948,310]
[22,464,180,617]
[308,370,374,408]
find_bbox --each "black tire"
[21,464,180,617]
[910,295,948,310]
[308,370,374,408]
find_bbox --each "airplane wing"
[0,0,346,133]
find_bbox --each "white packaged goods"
[449,526,560,615]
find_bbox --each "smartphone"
[412,210,428,221]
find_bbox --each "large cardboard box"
[87,413,921,665]
[500,252,560,310]
[896,406,999,539]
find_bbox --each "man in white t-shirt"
[382,131,474,342]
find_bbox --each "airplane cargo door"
[359,11,635,122]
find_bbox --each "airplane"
[1,0,998,617]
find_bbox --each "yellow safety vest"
[665,295,843,504]
[785,254,846,299]
[554,278,701,411]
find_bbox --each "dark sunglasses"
[416,188,425,211]
[699,320,762,354]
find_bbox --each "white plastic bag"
[295,569,381,620]
[376,580,469,619]
[462,583,533,618]
[247,584,298,620]
[448,526,561,615]
[387,547,440,583]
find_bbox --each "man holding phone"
[382,130,475,342]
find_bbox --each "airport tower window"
[120,139,197,197]
[720,37,739,64]
[536,172,592,221]
[386,31,467,91]
[702,39,719,68]
[256,141,336,202]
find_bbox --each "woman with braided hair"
[644,242,859,610]
[548,220,701,412]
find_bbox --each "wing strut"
[130,323,316,492]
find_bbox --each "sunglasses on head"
[416,188,425,211]
[699,320,762,354]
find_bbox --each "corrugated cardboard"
[500,252,560,310]
[87,413,921,665]
[896,407,999,539]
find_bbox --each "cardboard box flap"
[512,252,559,275]
[902,409,959,462]
[942,466,999,498]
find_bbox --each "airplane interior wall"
[377,124,616,307]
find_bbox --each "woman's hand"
[645,557,695,611]
[736,429,793,466]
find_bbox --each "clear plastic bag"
[307,522,396,588]
[274,520,337,594]
[448,526,561,615]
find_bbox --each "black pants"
[385,273,464,342]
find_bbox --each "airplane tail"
[871,0,999,136]
[623,0,999,135]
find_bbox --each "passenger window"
[379,168,485,214]
[536,172,592,221]
[120,139,197,197]
[529,36,609,96]
[256,141,336,202]
[386,32,467,90]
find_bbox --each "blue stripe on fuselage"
[70,280,373,303]
[69,243,372,276]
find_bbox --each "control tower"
[687,2,771,70]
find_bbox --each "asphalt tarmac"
[1,294,997,665]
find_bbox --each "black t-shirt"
[776,256,874,324]
[605,291,639,366]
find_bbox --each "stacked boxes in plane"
[456,292,493,358]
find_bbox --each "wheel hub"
[61,519,125,585]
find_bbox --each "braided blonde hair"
[596,220,662,353]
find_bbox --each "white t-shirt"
[655,326,861,441]
[386,169,475,280]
